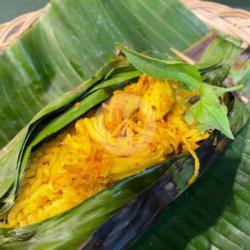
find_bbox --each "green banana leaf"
[0,0,250,249]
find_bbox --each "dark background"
[0,0,249,23]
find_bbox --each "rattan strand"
[183,0,250,48]
[0,9,44,50]
[0,0,249,51]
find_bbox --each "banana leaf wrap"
[0,36,249,250]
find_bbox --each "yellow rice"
[1,75,209,228]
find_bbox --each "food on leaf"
[1,75,209,228]
[0,42,247,250]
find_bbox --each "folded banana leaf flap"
[0,36,249,250]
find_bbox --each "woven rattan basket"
[0,0,249,51]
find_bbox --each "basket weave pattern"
[0,9,44,51]
[0,0,249,51]
[183,0,250,48]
